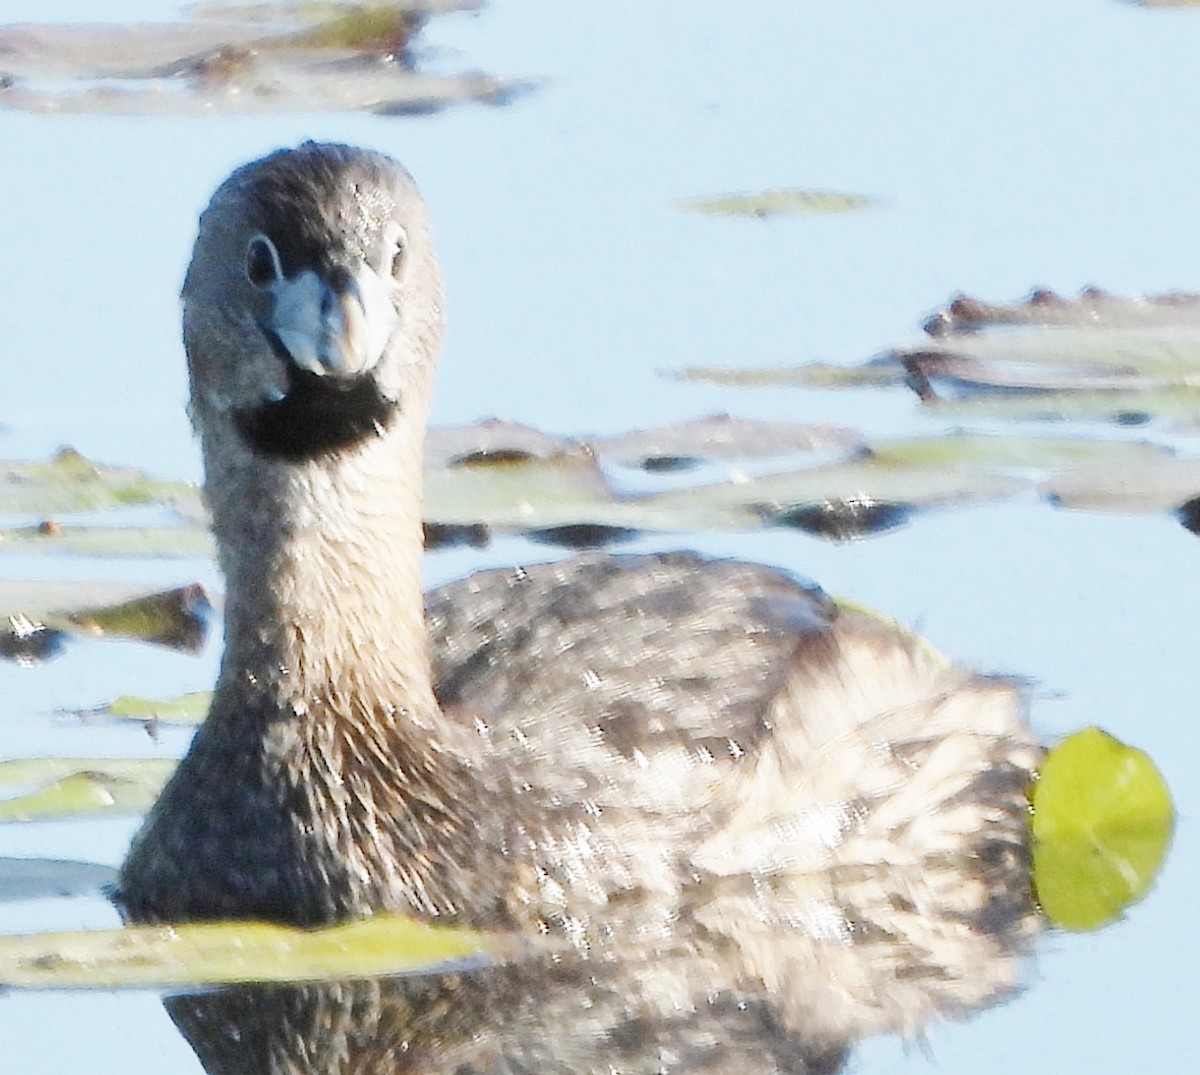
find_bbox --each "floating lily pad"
[0,448,191,516]
[892,289,1200,430]
[1031,727,1174,931]
[96,691,212,726]
[675,285,1200,532]
[680,287,1200,429]
[1042,459,1200,514]
[677,189,878,218]
[643,456,1025,532]
[6,418,1199,585]
[424,451,619,531]
[0,579,172,623]
[61,582,213,651]
[0,913,524,990]
[0,758,177,822]
[0,522,214,559]
[282,2,424,51]
[870,432,1174,472]
[1,579,214,663]
[675,360,907,390]
[0,2,525,117]
[424,420,584,469]
[917,385,1200,425]
[924,288,1200,335]
[592,417,862,469]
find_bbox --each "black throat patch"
[234,367,396,461]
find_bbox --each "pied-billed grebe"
[118,143,1040,1048]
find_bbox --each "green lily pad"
[424,451,618,530]
[0,758,176,822]
[870,432,1174,472]
[287,3,422,51]
[0,448,190,516]
[1,580,215,664]
[1031,727,1174,931]
[0,522,214,559]
[0,913,525,990]
[100,691,212,726]
[60,583,213,651]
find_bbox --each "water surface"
[2,1,1198,1071]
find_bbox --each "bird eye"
[389,233,407,282]
[245,235,281,289]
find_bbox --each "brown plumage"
[118,143,1041,1071]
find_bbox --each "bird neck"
[206,410,437,727]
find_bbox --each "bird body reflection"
[117,144,1040,1074]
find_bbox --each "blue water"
[2,0,1198,1070]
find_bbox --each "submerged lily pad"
[1031,727,1174,931]
[0,758,176,822]
[677,189,878,218]
[0,857,118,902]
[0,913,523,990]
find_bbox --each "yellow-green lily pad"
[0,758,176,822]
[1031,727,1174,931]
[101,691,212,726]
[0,448,190,516]
[0,913,525,990]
